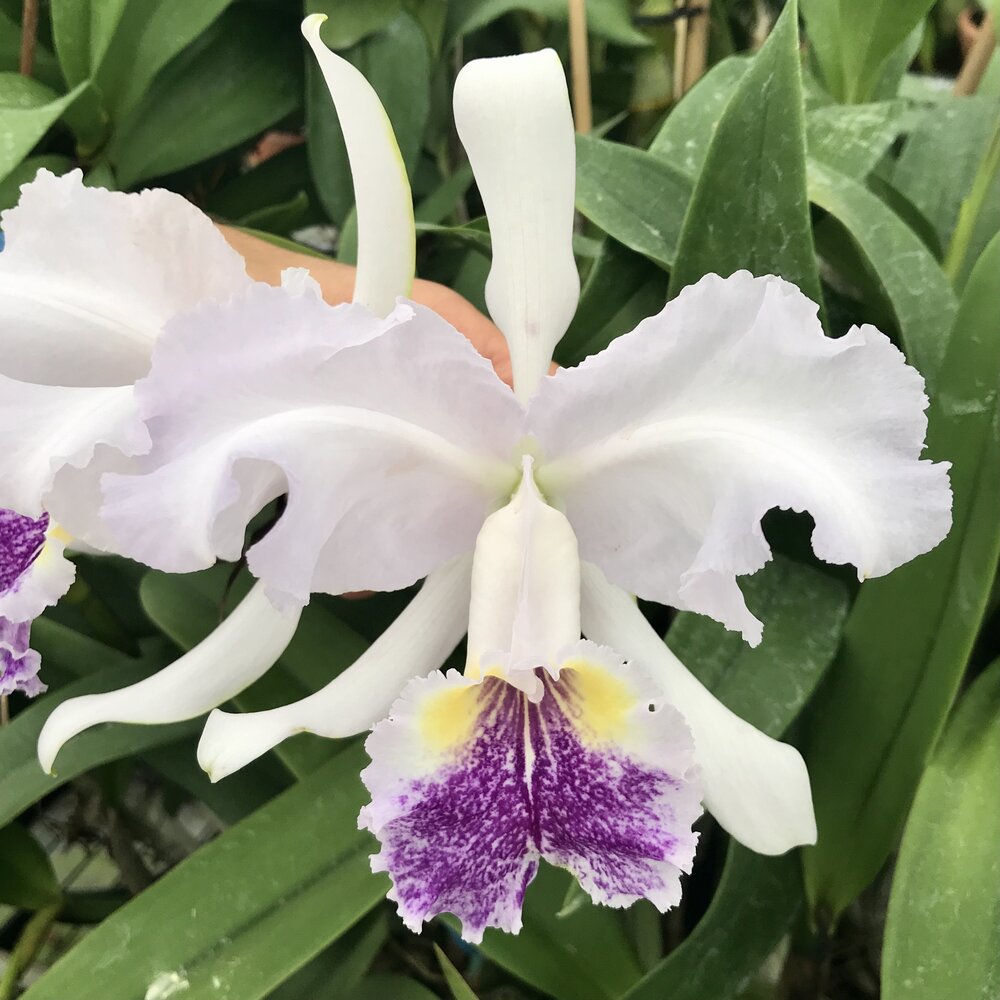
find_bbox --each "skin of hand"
[218,225,516,387]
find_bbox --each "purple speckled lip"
[0,616,44,697]
[0,509,49,597]
[363,669,699,941]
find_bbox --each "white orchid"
[22,17,950,939]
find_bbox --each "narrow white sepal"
[302,14,415,317]
[453,50,580,403]
[37,582,300,774]
[196,554,473,782]
[579,562,816,855]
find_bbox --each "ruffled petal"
[534,272,952,644]
[102,284,522,608]
[0,169,249,388]
[0,512,75,622]
[196,554,472,782]
[580,561,816,855]
[453,51,579,403]
[0,618,45,698]
[360,639,701,942]
[302,15,414,317]
[0,379,149,549]
[37,582,299,774]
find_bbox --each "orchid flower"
[31,21,950,938]
[0,166,302,719]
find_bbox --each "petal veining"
[102,286,523,607]
[360,640,701,942]
[0,512,75,622]
[534,272,952,643]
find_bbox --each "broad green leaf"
[0,154,71,211]
[0,75,87,185]
[109,7,302,187]
[49,0,91,87]
[0,11,63,89]
[807,159,957,382]
[435,945,480,1000]
[446,0,648,48]
[415,163,474,224]
[0,824,60,909]
[667,0,822,303]
[668,556,850,737]
[23,745,387,1000]
[800,0,936,103]
[882,658,1000,1000]
[555,237,668,366]
[871,20,926,100]
[804,232,1000,918]
[0,622,192,829]
[344,976,438,1000]
[139,568,368,780]
[239,191,312,237]
[207,145,314,222]
[622,848,802,1000]
[310,0,403,49]
[806,101,908,179]
[575,133,690,270]
[306,10,429,224]
[893,96,1000,264]
[453,863,643,1000]
[94,0,236,120]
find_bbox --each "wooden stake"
[954,11,996,97]
[568,0,592,133]
[19,0,38,76]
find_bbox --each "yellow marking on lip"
[556,658,635,743]
[419,684,481,753]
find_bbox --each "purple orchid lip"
[0,508,49,597]
[0,617,44,698]
[362,660,701,942]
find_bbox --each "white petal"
[454,50,580,403]
[302,15,414,318]
[0,169,248,387]
[102,286,522,608]
[36,582,300,774]
[535,272,952,644]
[579,561,816,855]
[467,456,580,681]
[0,378,150,539]
[196,553,472,782]
[0,520,75,622]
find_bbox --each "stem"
[673,0,690,100]
[944,119,1000,285]
[954,12,996,97]
[0,901,61,999]
[682,0,713,94]
[19,0,38,76]
[567,0,592,134]
[0,696,8,726]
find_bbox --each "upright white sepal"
[302,14,415,317]
[37,582,300,774]
[454,50,580,403]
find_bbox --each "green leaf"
[575,133,690,270]
[893,96,1000,266]
[800,0,935,103]
[108,6,302,187]
[310,0,403,49]
[49,0,91,88]
[803,232,1000,918]
[667,0,822,304]
[0,75,87,185]
[806,101,908,179]
[807,159,957,383]
[344,976,438,1000]
[0,154,72,211]
[621,848,802,1000]
[94,0,236,121]
[0,622,192,829]
[0,824,60,909]
[306,10,429,224]
[445,0,649,48]
[667,555,850,737]
[23,745,387,1000]
[434,945,481,1000]
[0,11,63,89]
[454,863,642,1000]
[882,658,1000,1000]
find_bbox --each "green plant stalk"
[944,120,1000,286]
[0,901,62,1000]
